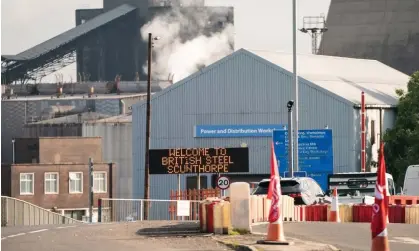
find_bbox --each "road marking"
[7,233,26,238]
[28,229,48,234]
[1,237,6,240]
[390,237,419,245]
[57,225,76,229]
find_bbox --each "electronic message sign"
[149,147,249,174]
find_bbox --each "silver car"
[251,177,330,205]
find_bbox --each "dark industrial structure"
[320,0,419,75]
[1,0,234,84]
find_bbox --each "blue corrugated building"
[132,48,409,199]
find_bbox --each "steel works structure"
[320,0,419,75]
[1,1,234,84]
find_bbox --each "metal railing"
[99,199,202,222]
[1,196,84,227]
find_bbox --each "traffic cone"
[261,218,291,244]
[329,188,341,222]
[371,233,390,251]
[257,143,293,245]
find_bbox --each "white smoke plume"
[140,5,234,83]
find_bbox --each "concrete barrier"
[230,182,251,232]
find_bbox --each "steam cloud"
[140,5,234,83]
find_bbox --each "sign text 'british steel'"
[149,147,249,174]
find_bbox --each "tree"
[384,71,419,187]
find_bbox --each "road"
[253,222,419,251]
[1,221,231,251]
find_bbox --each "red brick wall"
[39,137,102,164]
[11,163,115,209]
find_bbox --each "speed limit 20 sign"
[216,176,231,190]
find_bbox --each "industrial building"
[0,81,169,164]
[83,114,133,199]
[320,0,419,75]
[2,0,234,83]
[132,48,410,200]
[20,111,133,199]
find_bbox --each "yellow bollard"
[221,201,231,234]
[213,201,223,234]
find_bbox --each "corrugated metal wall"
[82,122,133,199]
[1,98,129,164]
[132,51,357,200]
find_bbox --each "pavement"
[1,221,231,251]
[252,222,419,251]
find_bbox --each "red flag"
[267,142,280,199]
[371,142,388,239]
[267,142,282,223]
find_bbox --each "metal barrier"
[99,199,202,222]
[1,196,83,227]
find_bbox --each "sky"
[1,0,331,83]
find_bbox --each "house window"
[45,172,59,194]
[93,172,107,193]
[20,173,34,195]
[69,172,83,193]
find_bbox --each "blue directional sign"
[273,129,334,191]
[283,171,307,178]
[194,124,286,138]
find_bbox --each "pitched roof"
[247,49,410,106]
[133,48,410,109]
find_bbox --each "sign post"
[216,176,231,197]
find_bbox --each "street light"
[144,33,160,221]
[287,100,294,178]
[292,0,299,175]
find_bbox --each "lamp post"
[287,101,294,178]
[143,33,159,221]
[292,0,299,173]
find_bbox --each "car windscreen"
[280,180,301,194]
[252,181,269,195]
[252,180,301,195]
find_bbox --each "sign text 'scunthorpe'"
[149,147,249,174]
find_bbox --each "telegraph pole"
[144,33,152,220]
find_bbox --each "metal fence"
[1,196,83,227]
[99,199,202,222]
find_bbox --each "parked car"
[251,177,330,205]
